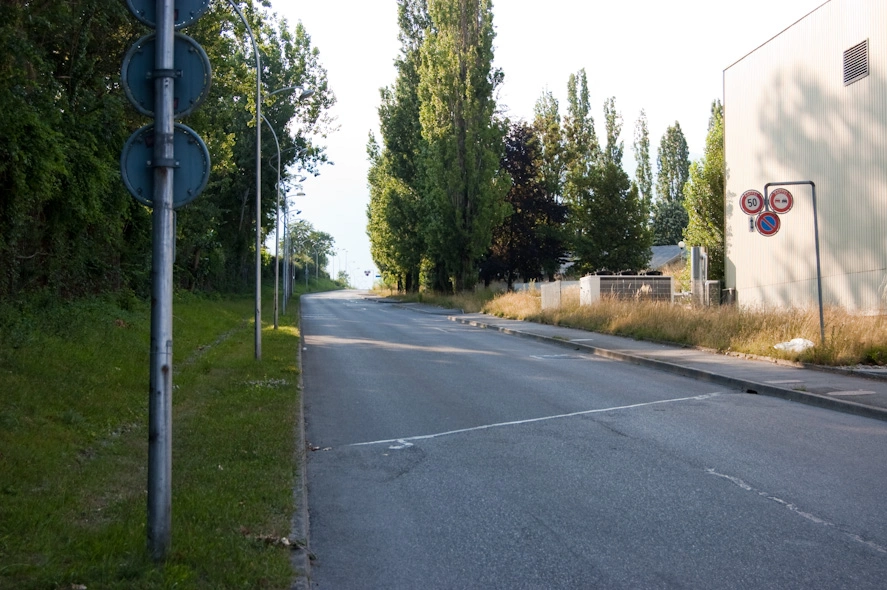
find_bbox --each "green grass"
[0,279,338,588]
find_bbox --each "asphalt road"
[301,290,887,589]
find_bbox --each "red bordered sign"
[769,188,794,214]
[755,211,781,236]
[740,189,765,215]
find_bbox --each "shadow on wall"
[746,66,887,311]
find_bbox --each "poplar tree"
[633,109,654,219]
[367,0,429,291]
[418,0,508,291]
[652,122,690,245]
[533,89,565,202]
[683,100,725,282]
[532,90,568,279]
[561,69,598,269]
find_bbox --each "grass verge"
[0,281,334,589]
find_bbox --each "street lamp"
[282,202,301,315]
[225,0,313,355]
[281,191,304,315]
[262,115,282,329]
[223,0,262,359]
[268,144,307,328]
[270,85,315,101]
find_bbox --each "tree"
[0,0,335,298]
[366,135,425,291]
[533,89,565,202]
[366,0,428,291]
[581,164,651,273]
[181,6,335,291]
[601,97,623,166]
[652,122,690,245]
[683,100,725,282]
[480,122,566,288]
[561,69,598,268]
[575,98,651,273]
[418,0,509,291]
[287,219,334,281]
[0,0,149,298]
[632,109,653,219]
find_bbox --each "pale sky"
[277,0,828,289]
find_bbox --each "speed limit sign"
[740,190,765,215]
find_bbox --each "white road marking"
[765,379,804,384]
[706,468,887,554]
[827,390,875,396]
[350,393,721,448]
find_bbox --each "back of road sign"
[126,0,212,30]
[121,123,210,209]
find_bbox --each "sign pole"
[147,0,176,561]
[764,181,824,345]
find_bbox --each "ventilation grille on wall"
[844,39,869,86]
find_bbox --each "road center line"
[706,468,887,554]
[349,393,722,448]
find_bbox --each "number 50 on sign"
[740,189,765,215]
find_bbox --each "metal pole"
[224,0,262,357]
[262,116,281,329]
[283,212,288,314]
[764,181,824,345]
[147,0,175,561]
[254,37,262,359]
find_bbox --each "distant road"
[302,290,887,589]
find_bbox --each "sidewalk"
[441,310,887,423]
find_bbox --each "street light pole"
[261,115,281,329]
[223,0,262,359]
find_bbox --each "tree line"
[0,0,336,301]
[367,0,724,292]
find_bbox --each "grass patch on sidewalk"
[0,286,313,589]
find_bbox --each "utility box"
[690,247,708,306]
[580,275,674,305]
[705,280,721,306]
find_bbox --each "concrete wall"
[540,281,579,310]
[724,0,887,312]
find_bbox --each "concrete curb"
[449,315,887,424]
[290,306,311,589]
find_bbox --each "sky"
[277,0,828,289]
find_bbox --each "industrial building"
[724,0,887,312]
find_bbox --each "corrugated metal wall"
[724,0,887,312]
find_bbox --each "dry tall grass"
[480,290,887,367]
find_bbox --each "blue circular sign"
[755,211,781,236]
[121,123,211,209]
[121,33,211,119]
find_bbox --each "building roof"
[650,245,683,269]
